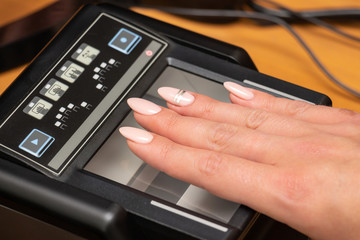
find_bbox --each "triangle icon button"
[31,139,39,145]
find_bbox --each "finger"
[132,100,360,167]
[224,81,358,124]
[119,126,282,216]
[130,100,293,164]
[233,91,360,137]
[119,127,314,234]
[156,88,318,137]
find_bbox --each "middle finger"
[156,88,319,137]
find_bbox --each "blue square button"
[108,28,142,55]
[19,129,55,158]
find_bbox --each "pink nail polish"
[223,82,254,100]
[127,98,161,115]
[119,127,153,144]
[157,87,195,106]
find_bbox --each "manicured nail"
[119,127,153,144]
[157,87,195,106]
[127,98,161,115]
[223,81,254,100]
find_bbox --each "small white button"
[93,74,99,80]
[100,62,107,68]
[59,107,66,113]
[108,59,115,65]
[96,84,103,89]
[67,103,74,109]
[94,67,100,73]
[81,101,87,107]
[55,121,61,127]
[56,114,62,119]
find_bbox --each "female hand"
[120,82,360,240]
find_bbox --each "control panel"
[0,13,167,176]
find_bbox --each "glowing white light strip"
[243,79,314,104]
[150,200,228,232]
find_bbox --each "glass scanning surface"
[85,67,240,223]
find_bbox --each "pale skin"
[120,83,360,240]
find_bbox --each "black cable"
[247,0,360,20]
[138,6,360,98]
[252,0,360,42]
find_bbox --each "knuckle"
[195,152,223,177]
[208,123,237,151]
[274,170,322,226]
[198,153,223,177]
[285,100,311,117]
[245,109,269,130]
[276,170,312,204]
[294,136,329,157]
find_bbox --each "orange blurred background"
[1,0,360,111]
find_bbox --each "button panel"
[0,13,167,176]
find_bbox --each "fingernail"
[223,81,254,100]
[127,98,161,115]
[119,127,153,144]
[157,87,195,106]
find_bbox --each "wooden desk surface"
[1,0,359,112]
